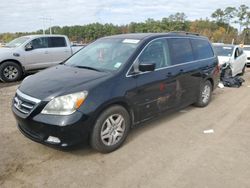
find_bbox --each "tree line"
[0,4,250,44]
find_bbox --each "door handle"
[45,51,49,54]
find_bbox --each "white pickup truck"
[0,35,83,82]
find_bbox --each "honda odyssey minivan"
[12,32,220,153]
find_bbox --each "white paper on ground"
[218,82,224,88]
[203,129,214,134]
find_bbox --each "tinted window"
[168,38,194,65]
[191,39,214,60]
[31,37,48,49]
[49,37,66,47]
[138,39,170,69]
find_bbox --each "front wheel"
[0,61,22,82]
[194,80,212,107]
[90,105,131,153]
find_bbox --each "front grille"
[14,89,41,115]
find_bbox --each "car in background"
[0,35,83,82]
[12,32,220,153]
[243,45,250,66]
[213,44,247,77]
[0,43,6,47]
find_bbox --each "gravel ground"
[1,71,250,188]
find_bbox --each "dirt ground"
[1,71,250,188]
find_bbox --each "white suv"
[243,45,250,66]
[213,44,247,77]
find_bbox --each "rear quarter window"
[168,38,194,65]
[49,37,66,48]
[191,39,214,60]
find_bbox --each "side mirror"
[25,43,33,51]
[139,63,155,72]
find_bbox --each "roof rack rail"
[168,31,200,36]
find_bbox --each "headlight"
[41,91,88,115]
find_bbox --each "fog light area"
[46,136,61,144]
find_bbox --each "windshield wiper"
[74,65,102,72]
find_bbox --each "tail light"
[214,64,220,75]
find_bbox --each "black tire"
[90,105,131,153]
[194,80,212,107]
[0,61,22,82]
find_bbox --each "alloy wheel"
[202,85,211,104]
[101,114,125,146]
[3,65,18,80]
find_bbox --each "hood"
[0,47,15,54]
[19,65,110,100]
[217,56,231,65]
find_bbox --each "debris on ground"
[218,82,224,88]
[220,63,245,88]
[203,129,215,134]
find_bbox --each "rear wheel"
[0,61,22,82]
[90,105,131,153]
[194,80,212,107]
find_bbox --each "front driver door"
[129,38,179,122]
[24,37,52,70]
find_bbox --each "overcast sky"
[0,0,249,33]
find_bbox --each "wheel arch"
[206,78,214,90]
[94,99,135,127]
[0,59,24,72]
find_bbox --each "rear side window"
[168,38,194,65]
[48,37,66,48]
[191,39,214,60]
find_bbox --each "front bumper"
[246,58,250,65]
[12,105,93,148]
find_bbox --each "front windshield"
[65,38,140,71]
[213,45,234,57]
[5,37,30,48]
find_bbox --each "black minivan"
[12,32,220,153]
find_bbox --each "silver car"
[213,44,247,77]
[0,35,83,82]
